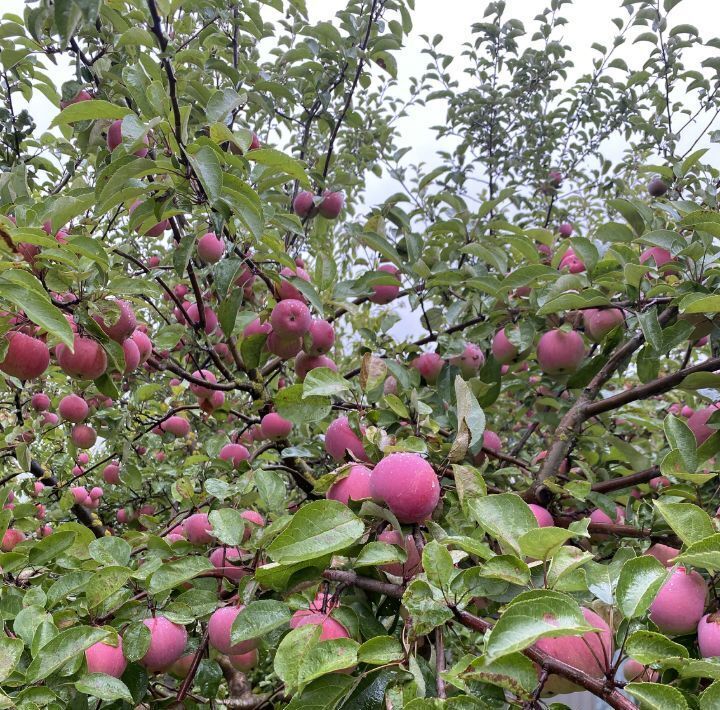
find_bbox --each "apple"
[60,89,92,109]
[558,247,585,273]
[303,319,335,356]
[324,416,369,462]
[58,394,88,423]
[1,528,25,551]
[491,328,526,365]
[645,543,679,567]
[326,464,373,504]
[260,412,293,439]
[649,567,706,635]
[183,512,213,544]
[276,267,311,302]
[208,605,257,654]
[295,352,337,381]
[687,404,720,445]
[623,658,658,682]
[107,119,148,157]
[219,443,250,468]
[161,416,190,438]
[229,649,258,671]
[243,318,272,337]
[129,199,169,237]
[528,503,554,527]
[411,352,444,384]
[140,616,188,672]
[186,303,218,335]
[317,191,344,219]
[648,177,668,197]
[103,461,121,485]
[473,429,501,465]
[197,232,224,264]
[534,607,611,694]
[640,247,673,268]
[582,308,624,342]
[189,369,217,399]
[377,529,422,578]
[369,263,401,305]
[289,609,350,640]
[450,343,485,378]
[94,299,136,342]
[85,638,127,678]
[698,613,720,658]
[0,332,50,380]
[209,546,246,581]
[293,191,316,218]
[370,452,440,523]
[270,299,311,338]
[558,222,573,237]
[71,424,97,449]
[56,335,108,380]
[536,329,585,376]
[266,332,302,360]
[30,393,51,411]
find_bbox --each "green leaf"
[637,308,664,352]
[148,556,213,594]
[626,683,688,710]
[402,580,454,635]
[230,600,292,645]
[422,540,455,591]
[616,556,668,619]
[302,368,351,398]
[354,541,407,568]
[461,653,538,700]
[626,631,689,664]
[89,537,131,566]
[519,527,575,561]
[206,88,245,123]
[208,509,247,546]
[87,566,131,608]
[485,592,594,661]
[246,148,310,186]
[51,100,131,126]
[26,626,109,682]
[0,635,24,682]
[701,680,720,710]
[357,636,404,665]
[547,547,594,589]
[0,283,74,348]
[676,533,720,571]
[654,501,715,545]
[173,233,195,277]
[451,376,485,462]
[28,529,76,565]
[664,414,698,472]
[275,384,331,425]
[187,146,223,202]
[266,500,364,564]
[284,675,355,710]
[75,674,134,703]
[467,494,537,556]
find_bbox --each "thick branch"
[321,569,404,598]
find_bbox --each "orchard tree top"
[2,0,720,707]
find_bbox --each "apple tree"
[1,0,720,708]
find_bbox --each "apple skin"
[270,299,311,338]
[473,429,501,465]
[56,335,108,380]
[183,513,214,544]
[267,333,302,360]
[290,609,350,641]
[528,503,554,527]
[129,199,169,237]
[649,567,707,635]
[411,352,444,384]
[304,319,335,356]
[197,232,224,263]
[85,638,127,678]
[558,222,573,237]
[229,649,258,671]
[370,452,440,524]
[698,613,720,658]
[317,191,344,219]
[209,547,246,581]
[189,369,217,399]
[131,329,153,363]
[370,263,401,305]
[640,246,673,268]
[450,343,485,378]
[277,266,311,302]
[324,416,369,462]
[219,443,250,468]
[623,658,659,682]
[94,299,137,342]
[122,338,141,373]
[60,89,92,109]
[0,332,50,380]
[558,248,586,273]
[1,528,25,551]
[140,616,188,672]
[293,190,316,218]
[491,328,525,365]
[58,394,88,423]
[161,416,190,438]
[648,177,669,197]
[295,353,337,381]
[582,308,624,342]
[186,303,218,335]
[208,606,257,654]
[536,329,585,376]
[645,543,679,567]
[687,404,720,445]
[71,424,97,449]
[534,607,612,695]
[681,405,694,418]
[103,462,121,485]
[107,119,149,157]
[243,318,272,338]
[30,393,51,411]
[326,464,373,504]
[260,412,293,440]
[377,529,422,578]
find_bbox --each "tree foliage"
[1,0,720,707]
